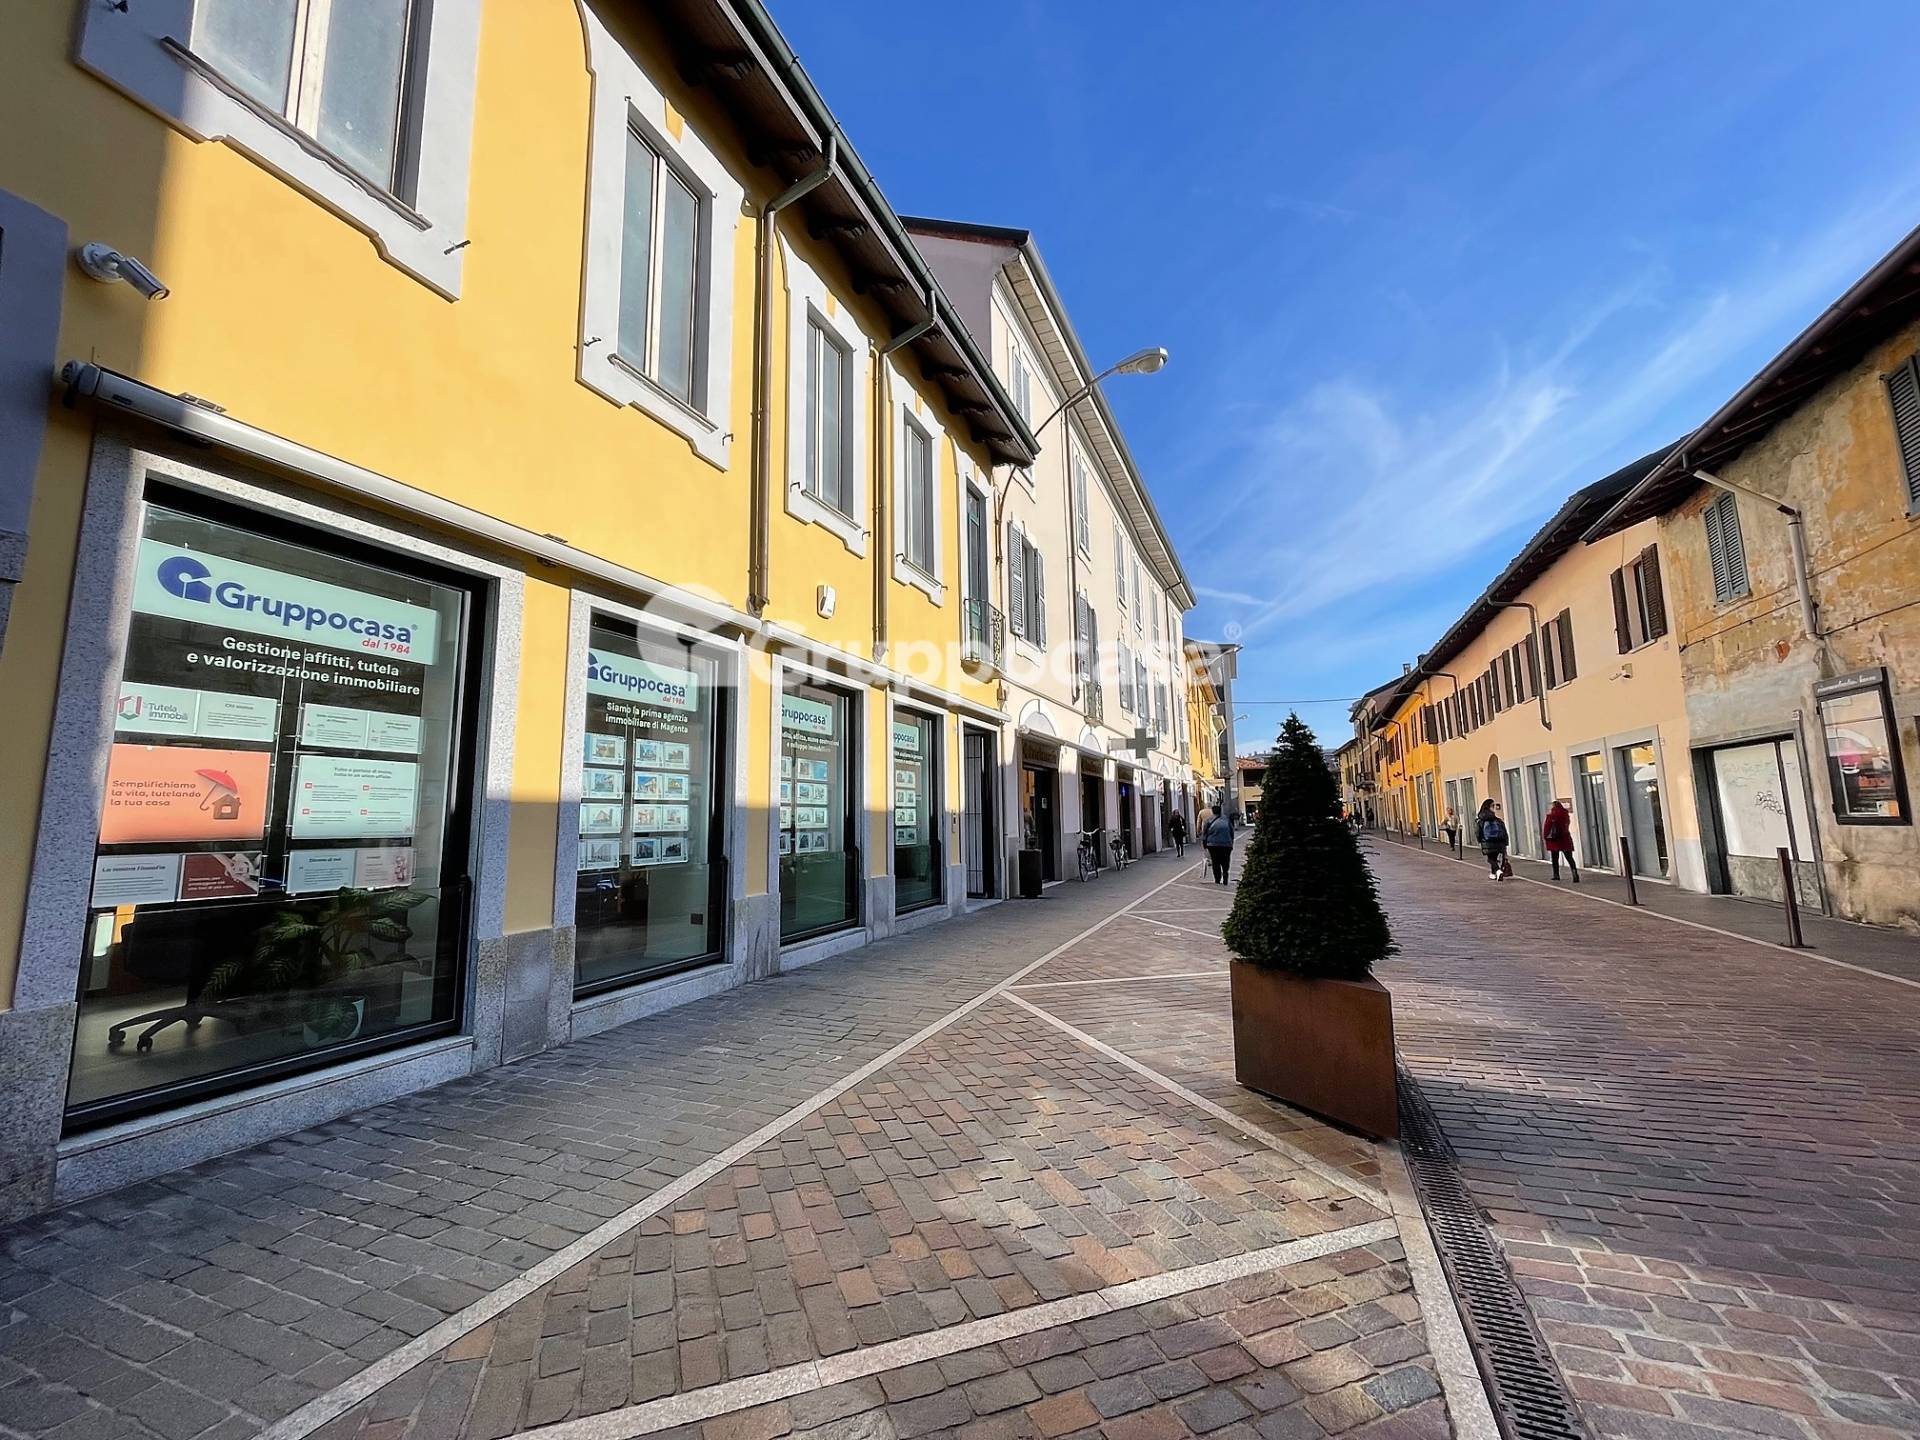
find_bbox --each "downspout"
[1692,469,1821,647]
[874,287,937,662]
[749,136,837,617]
[1499,600,1551,731]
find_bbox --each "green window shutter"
[1007,523,1026,637]
[1031,543,1047,648]
[1885,353,1920,515]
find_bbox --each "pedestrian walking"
[1441,806,1459,854]
[1542,799,1579,882]
[1167,809,1188,857]
[1202,803,1235,886]
[1475,799,1510,880]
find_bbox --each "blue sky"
[773,1,1920,751]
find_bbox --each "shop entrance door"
[962,727,995,899]
[1021,764,1058,881]
[1080,771,1105,867]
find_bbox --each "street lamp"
[1031,346,1170,437]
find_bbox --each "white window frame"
[76,0,481,297]
[1071,450,1094,557]
[1114,523,1128,608]
[782,246,870,555]
[891,372,946,603]
[578,11,742,469]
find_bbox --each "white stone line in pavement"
[1380,1142,1501,1440]
[1387,836,1920,992]
[261,865,1198,1440]
[1010,969,1223,991]
[1127,913,1228,942]
[1001,992,1393,1215]
[1133,905,1229,916]
[517,1220,1403,1440]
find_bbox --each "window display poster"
[354,845,414,889]
[781,690,844,855]
[579,627,709,874]
[290,754,420,839]
[286,848,357,893]
[1819,687,1904,819]
[179,851,265,901]
[892,717,931,852]
[100,744,273,845]
[91,854,184,908]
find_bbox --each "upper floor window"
[1072,457,1093,555]
[903,422,935,576]
[1703,493,1751,604]
[804,318,853,515]
[80,0,481,294]
[1610,544,1669,652]
[1113,523,1128,604]
[1540,607,1577,687]
[1882,352,1920,516]
[199,0,422,193]
[1132,559,1144,628]
[1010,346,1034,424]
[1007,526,1046,645]
[619,129,702,406]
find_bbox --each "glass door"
[963,728,995,898]
[1572,751,1614,869]
[779,679,858,941]
[1503,768,1530,857]
[1526,763,1553,859]
[892,712,940,913]
[1615,742,1669,877]
[1709,738,1818,906]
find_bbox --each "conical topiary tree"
[1221,713,1394,979]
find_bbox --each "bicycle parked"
[1076,829,1102,881]
[1109,832,1132,870]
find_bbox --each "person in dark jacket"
[1475,799,1509,880]
[1167,809,1189,857]
[1542,800,1579,882]
[1202,804,1234,885]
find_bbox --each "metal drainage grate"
[1398,1067,1588,1440]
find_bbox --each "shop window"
[893,712,941,913]
[71,498,477,1127]
[1572,750,1614,870]
[1816,673,1909,824]
[574,617,728,993]
[779,679,859,941]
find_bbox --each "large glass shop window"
[575,618,726,991]
[892,712,940,913]
[69,500,474,1125]
[779,679,857,941]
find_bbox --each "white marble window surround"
[782,244,870,555]
[891,368,946,604]
[75,0,481,299]
[578,6,744,470]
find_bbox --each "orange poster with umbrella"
[99,744,272,844]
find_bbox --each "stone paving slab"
[1374,841,1920,1440]
[645,1243,1447,1440]
[0,860,1195,1440]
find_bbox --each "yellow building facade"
[0,0,1052,1219]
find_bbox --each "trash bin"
[1017,848,1044,899]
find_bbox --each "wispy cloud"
[1265,195,1357,224]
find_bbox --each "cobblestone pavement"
[1375,841,1920,1440]
[0,856,1474,1440]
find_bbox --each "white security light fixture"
[75,243,169,300]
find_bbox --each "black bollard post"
[1778,847,1808,948]
[1619,837,1639,905]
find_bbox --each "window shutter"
[1611,566,1632,653]
[1031,544,1047,647]
[1720,499,1748,598]
[1137,656,1149,711]
[1558,610,1577,681]
[1114,525,1126,596]
[1885,354,1920,514]
[1640,544,1667,638]
[1007,524,1026,637]
[1704,496,1735,602]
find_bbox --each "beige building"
[1416,449,1707,889]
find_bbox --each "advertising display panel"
[779,680,857,940]
[68,500,475,1126]
[892,713,940,913]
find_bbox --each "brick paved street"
[1376,841,1920,1440]
[0,855,1476,1440]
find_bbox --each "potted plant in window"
[204,886,431,1044]
[1222,714,1399,1138]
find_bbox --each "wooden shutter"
[1611,566,1632,652]
[1640,544,1667,638]
[1719,498,1748,598]
[1007,524,1026,637]
[1885,354,1920,514]
[1525,634,1541,694]
[1557,609,1577,681]
[1031,543,1047,647]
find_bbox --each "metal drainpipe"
[749,136,837,617]
[873,287,937,663]
[1499,600,1551,730]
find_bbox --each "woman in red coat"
[1542,800,1579,882]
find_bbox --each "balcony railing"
[962,599,1004,670]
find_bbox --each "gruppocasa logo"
[150,550,418,646]
[587,651,692,706]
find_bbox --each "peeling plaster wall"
[1664,317,1920,929]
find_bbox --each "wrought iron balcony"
[962,599,1004,670]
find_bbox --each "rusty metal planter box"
[1229,960,1398,1139]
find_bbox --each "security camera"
[76,243,169,300]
